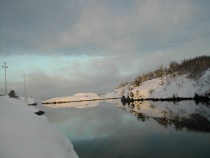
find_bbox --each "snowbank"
[0,96,78,158]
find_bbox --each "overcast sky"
[0,0,210,99]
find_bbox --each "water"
[38,100,210,158]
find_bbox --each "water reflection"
[43,100,100,108]
[118,101,210,133]
[40,100,210,158]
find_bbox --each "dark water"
[38,100,210,158]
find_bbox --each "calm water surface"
[38,100,210,158]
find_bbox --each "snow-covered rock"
[0,96,78,158]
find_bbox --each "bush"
[8,90,16,98]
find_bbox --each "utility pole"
[2,62,8,95]
[24,74,27,100]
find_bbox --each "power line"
[2,17,210,80]
[14,32,210,75]
[1,31,210,83]
[2,16,210,68]
[3,26,210,80]
[3,18,210,79]
[3,32,210,81]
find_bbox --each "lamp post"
[2,62,8,95]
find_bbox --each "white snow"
[42,70,210,111]
[43,92,102,104]
[19,96,37,105]
[0,96,78,158]
[42,92,121,108]
[110,69,210,99]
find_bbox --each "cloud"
[1,0,210,98]
[1,0,204,56]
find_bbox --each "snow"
[43,92,102,104]
[103,69,210,121]
[26,97,37,105]
[42,92,121,108]
[111,69,210,99]
[42,70,209,111]
[19,96,37,105]
[0,96,78,158]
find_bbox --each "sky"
[0,0,210,99]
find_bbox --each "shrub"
[8,90,17,98]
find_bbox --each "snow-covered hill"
[0,96,78,158]
[42,93,119,108]
[43,93,102,104]
[108,68,210,99]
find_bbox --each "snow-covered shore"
[42,92,120,108]
[41,69,210,109]
[0,96,78,158]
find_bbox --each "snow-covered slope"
[108,69,210,99]
[0,96,78,158]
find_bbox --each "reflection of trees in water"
[172,113,210,133]
[136,113,150,122]
[154,117,173,128]
[153,113,210,132]
[119,101,210,133]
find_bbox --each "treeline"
[117,55,210,88]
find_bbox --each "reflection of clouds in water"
[41,100,210,158]
[43,100,210,143]
[44,102,150,141]
[73,127,210,158]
